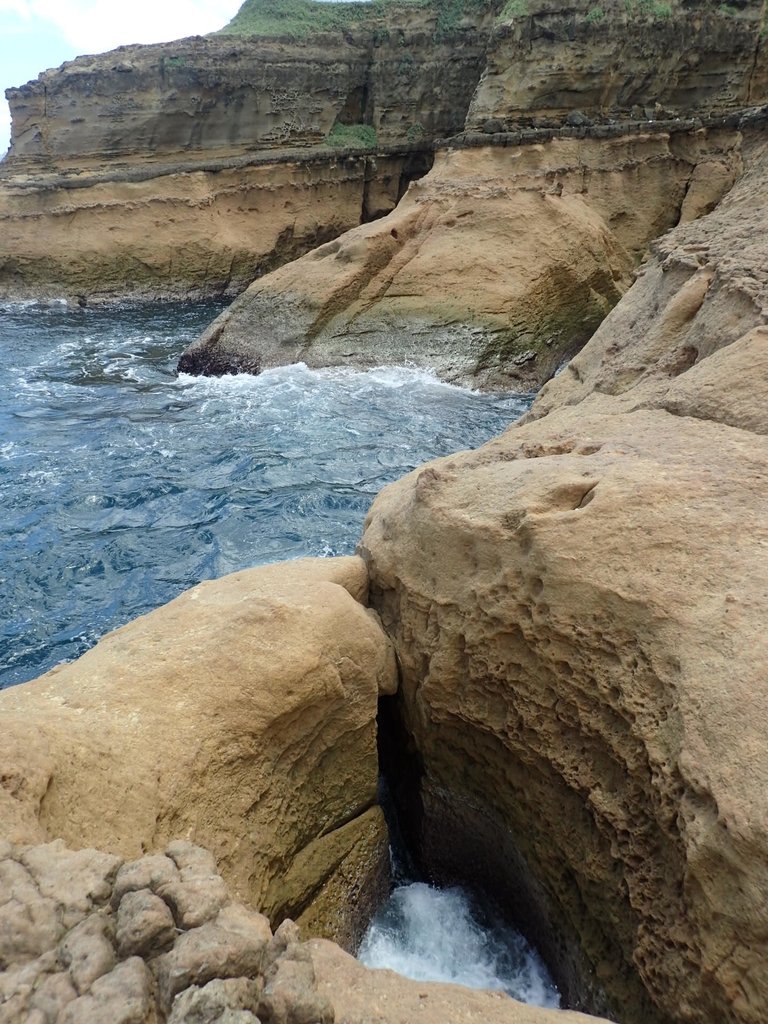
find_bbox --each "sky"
[0,1,245,157]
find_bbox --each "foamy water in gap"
[358,881,560,1007]
[0,300,532,689]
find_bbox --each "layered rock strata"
[360,137,768,1024]
[468,0,768,131]
[0,556,397,949]
[2,0,766,304]
[4,16,491,170]
[179,121,743,388]
[0,149,426,302]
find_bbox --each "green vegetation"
[718,3,740,14]
[325,122,378,148]
[497,0,526,20]
[221,0,379,38]
[221,0,497,40]
[585,4,605,22]
[624,0,673,18]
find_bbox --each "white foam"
[358,882,560,1009]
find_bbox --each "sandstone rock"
[154,906,271,1012]
[272,806,390,952]
[179,126,743,390]
[0,0,492,302]
[360,139,768,1024]
[529,136,768,431]
[165,843,218,881]
[116,890,177,959]
[0,896,61,970]
[58,913,117,995]
[168,978,263,1024]
[58,957,155,1024]
[259,952,333,1024]
[20,842,121,930]
[0,557,395,946]
[112,856,180,909]
[0,153,417,303]
[467,0,766,130]
[29,970,78,1020]
[308,939,612,1024]
[158,879,230,930]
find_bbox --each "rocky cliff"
[360,131,768,1024]
[0,0,494,302]
[175,0,768,385]
[2,0,767,308]
[177,118,746,388]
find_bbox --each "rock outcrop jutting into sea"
[2,1,768,1023]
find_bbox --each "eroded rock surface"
[0,839,336,1024]
[360,139,768,1023]
[468,0,768,130]
[0,557,396,947]
[179,123,743,388]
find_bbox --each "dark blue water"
[0,300,531,690]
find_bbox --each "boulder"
[0,557,396,945]
[360,141,768,1023]
[179,127,742,390]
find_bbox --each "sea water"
[358,881,560,1008]
[0,300,531,689]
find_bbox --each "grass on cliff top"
[325,122,378,147]
[220,0,497,38]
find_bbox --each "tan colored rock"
[0,153,416,302]
[292,806,390,953]
[116,891,177,960]
[0,557,396,946]
[167,978,263,1024]
[467,0,766,129]
[360,138,768,1024]
[529,136,768,430]
[58,914,117,995]
[308,939,613,1024]
[154,905,271,1012]
[58,956,156,1024]
[179,126,743,389]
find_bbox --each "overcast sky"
[0,1,244,157]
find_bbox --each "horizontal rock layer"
[3,14,491,170]
[0,556,396,948]
[469,0,768,130]
[178,122,744,388]
[0,150,429,302]
[360,136,768,1023]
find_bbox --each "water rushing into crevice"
[358,880,560,1008]
[0,300,532,689]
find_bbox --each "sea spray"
[358,881,560,1007]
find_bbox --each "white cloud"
[0,1,242,157]
[3,2,241,54]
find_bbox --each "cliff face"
[177,121,745,388]
[0,1,493,301]
[2,0,766,307]
[4,15,491,171]
[360,133,768,1024]
[0,149,427,301]
[468,0,768,130]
